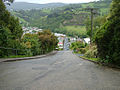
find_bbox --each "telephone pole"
[84,8,99,43]
[90,8,94,43]
[74,8,99,43]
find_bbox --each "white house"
[84,38,90,44]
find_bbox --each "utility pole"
[84,8,99,44]
[74,8,99,43]
[90,8,94,44]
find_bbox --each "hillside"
[11,0,112,37]
[7,2,67,10]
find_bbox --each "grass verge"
[4,55,32,58]
[80,56,99,62]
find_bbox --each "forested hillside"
[7,2,67,10]
[11,0,112,37]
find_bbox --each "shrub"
[78,48,86,54]
[95,0,120,65]
[84,44,98,58]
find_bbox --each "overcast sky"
[15,0,99,4]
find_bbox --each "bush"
[78,48,86,54]
[21,30,58,56]
[70,41,86,53]
[70,41,85,49]
[84,44,98,58]
[95,0,120,65]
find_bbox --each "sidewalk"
[0,51,57,63]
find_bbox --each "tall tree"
[95,0,120,65]
[0,0,23,57]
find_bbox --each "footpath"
[0,51,57,63]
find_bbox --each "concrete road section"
[0,51,120,90]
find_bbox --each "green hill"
[7,2,67,10]
[11,0,112,37]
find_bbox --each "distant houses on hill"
[54,33,66,49]
[22,27,42,35]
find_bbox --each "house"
[84,38,90,44]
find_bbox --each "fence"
[0,47,47,58]
[0,47,27,57]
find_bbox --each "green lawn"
[64,26,87,37]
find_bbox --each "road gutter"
[80,56,120,69]
[73,52,120,70]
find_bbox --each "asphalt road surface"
[0,51,120,90]
[64,37,69,51]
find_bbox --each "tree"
[0,0,23,57]
[0,27,12,57]
[95,0,120,65]
[22,33,41,56]
[38,30,58,53]
[85,15,107,41]
[8,16,23,40]
[2,0,14,3]
[21,30,58,56]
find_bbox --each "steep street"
[0,51,120,90]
